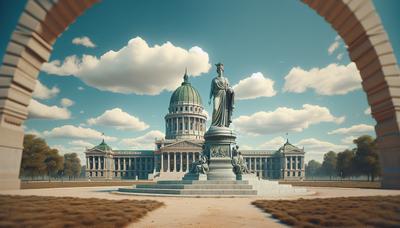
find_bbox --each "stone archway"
[0,0,399,189]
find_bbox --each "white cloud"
[28,99,71,120]
[43,125,116,141]
[283,62,361,95]
[233,104,344,135]
[364,107,371,115]
[32,80,59,100]
[328,35,340,55]
[239,145,254,150]
[25,128,42,137]
[72,36,96,48]
[233,72,277,100]
[60,98,74,107]
[69,140,94,148]
[258,136,285,150]
[341,136,357,145]
[87,108,149,131]
[328,124,374,135]
[296,138,348,162]
[336,53,344,60]
[42,37,211,95]
[121,130,165,149]
[80,110,85,114]
[78,86,84,91]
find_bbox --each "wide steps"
[136,184,253,190]
[157,180,249,185]
[119,187,257,195]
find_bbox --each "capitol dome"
[165,71,207,140]
[169,74,202,107]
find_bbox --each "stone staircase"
[117,178,312,197]
[118,180,257,196]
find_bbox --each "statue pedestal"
[204,126,237,180]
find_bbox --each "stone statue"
[208,63,235,127]
[190,154,209,174]
[231,146,250,175]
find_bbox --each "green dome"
[94,139,112,151]
[169,74,202,106]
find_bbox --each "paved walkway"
[1,186,399,228]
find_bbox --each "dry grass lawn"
[279,181,381,189]
[253,195,400,227]
[0,194,163,228]
[21,181,153,189]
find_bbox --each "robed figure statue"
[208,63,235,127]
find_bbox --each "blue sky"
[1,0,399,162]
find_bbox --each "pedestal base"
[204,126,237,181]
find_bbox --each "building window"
[293,171,295,176]
[180,107,183,111]
[298,171,301,177]
[287,171,290,177]
[185,107,188,111]
[287,162,290,169]
[190,107,193,111]
[101,171,103,176]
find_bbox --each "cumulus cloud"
[69,140,95,148]
[60,98,74,107]
[25,128,42,137]
[233,104,344,135]
[42,37,211,95]
[28,99,71,120]
[32,80,59,100]
[258,136,285,150]
[51,144,86,165]
[72,36,96,48]
[87,108,149,131]
[43,125,116,141]
[283,62,361,95]
[296,138,348,162]
[121,130,165,149]
[328,124,374,135]
[232,72,276,100]
[364,107,371,115]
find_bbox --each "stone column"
[160,153,164,172]
[180,152,183,172]
[186,153,189,172]
[173,152,176,171]
[249,158,252,172]
[167,153,170,172]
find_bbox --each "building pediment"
[161,140,203,152]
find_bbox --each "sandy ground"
[1,186,399,228]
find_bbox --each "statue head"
[215,63,224,76]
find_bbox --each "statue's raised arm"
[209,63,235,128]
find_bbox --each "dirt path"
[1,186,399,228]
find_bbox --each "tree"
[21,134,48,179]
[336,149,355,179]
[321,151,337,179]
[63,153,81,180]
[353,135,380,181]
[44,148,64,180]
[305,160,322,179]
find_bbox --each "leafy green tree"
[63,153,81,180]
[321,151,337,179]
[21,134,48,179]
[353,135,380,181]
[336,149,355,179]
[305,160,322,179]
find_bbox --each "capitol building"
[85,72,305,180]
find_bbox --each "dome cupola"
[165,70,207,140]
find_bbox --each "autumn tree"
[44,148,64,180]
[63,153,81,180]
[21,134,64,180]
